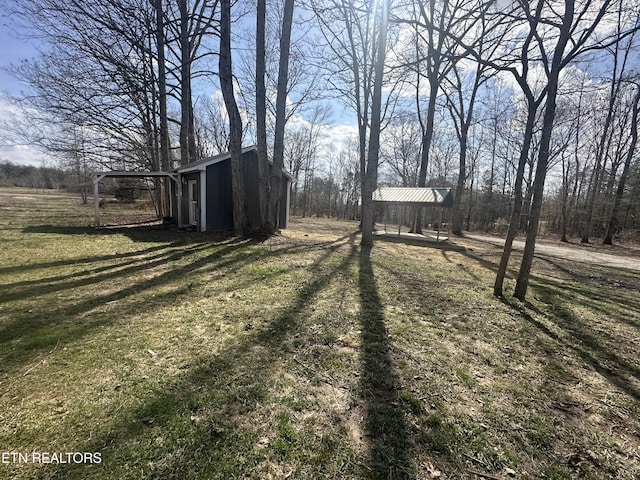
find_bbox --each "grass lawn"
[0,187,639,479]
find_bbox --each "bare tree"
[155,0,172,217]
[361,0,390,247]
[603,79,640,244]
[513,0,637,299]
[269,0,296,232]
[255,0,270,231]
[164,0,220,165]
[580,2,637,243]
[219,0,248,235]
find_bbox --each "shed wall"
[206,160,233,231]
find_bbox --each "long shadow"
[0,231,360,376]
[359,246,414,479]
[0,243,213,304]
[27,232,361,479]
[374,233,467,252]
[500,296,640,402]
[23,222,232,244]
[441,240,640,403]
[534,276,640,330]
[0,236,312,372]
[0,244,175,276]
[0,238,251,373]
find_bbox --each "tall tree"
[513,0,634,299]
[255,0,270,232]
[154,0,172,217]
[166,0,220,166]
[361,0,390,247]
[269,0,296,232]
[311,0,378,224]
[219,0,248,235]
[407,0,488,233]
[603,80,640,245]
[580,1,636,243]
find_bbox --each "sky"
[0,15,34,95]
[0,15,52,167]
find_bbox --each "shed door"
[188,180,198,226]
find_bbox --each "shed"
[175,146,292,232]
[372,187,453,241]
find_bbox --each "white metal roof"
[372,187,454,207]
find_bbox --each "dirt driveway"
[465,233,640,272]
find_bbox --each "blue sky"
[0,15,36,95]
[0,16,51,166]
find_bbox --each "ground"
[0,188,639,480]
[465,233,640,272]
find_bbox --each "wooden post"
[176,177,183,228]
[93,174,101,226]
[384,206,387,233]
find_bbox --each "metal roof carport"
[372,187,454,242]
[91,171,180,227]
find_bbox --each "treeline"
[0,161,68,190]
[288,151,640,244]
[5,0,640,299]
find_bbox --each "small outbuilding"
[372,187,454,241]
[174,146,292,232]
[92,145,292,232]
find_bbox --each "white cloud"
[0,97,51,167]
[0,142,51,167]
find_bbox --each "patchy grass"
[0,187,639,479]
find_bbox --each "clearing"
[0,188,639,480]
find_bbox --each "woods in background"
[2,0,640,298]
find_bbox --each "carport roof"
[372,187,454,207]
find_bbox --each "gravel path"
[465,234,640,272]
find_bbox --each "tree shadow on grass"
[22,222,231,244]
[0,232,355,376]
[22,232,362,480]
[358,246,414,479]
[373,233,467,252]
[499,296,640,402]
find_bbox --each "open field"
[0,188,639,479]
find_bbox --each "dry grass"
[0,188,639,479]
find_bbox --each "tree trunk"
[451,123,468,236]
[493,106,537,296]
[413,88,438,234]
[178,0,195,166]
[155,0,172,218]
[219,0,248,236]
[513,0,574,300]
[581,33,624,243]
[361,0,389,247]
[603,87,640,245]
[269,0,295,231]
[255,0,270,232]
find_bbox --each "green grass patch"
[0,188,639,479]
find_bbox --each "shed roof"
[176,145,258,173]
[373,187,454,207]
[177,145,294,180]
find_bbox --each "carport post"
[92,174,105,226]
[176,177,183,228]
